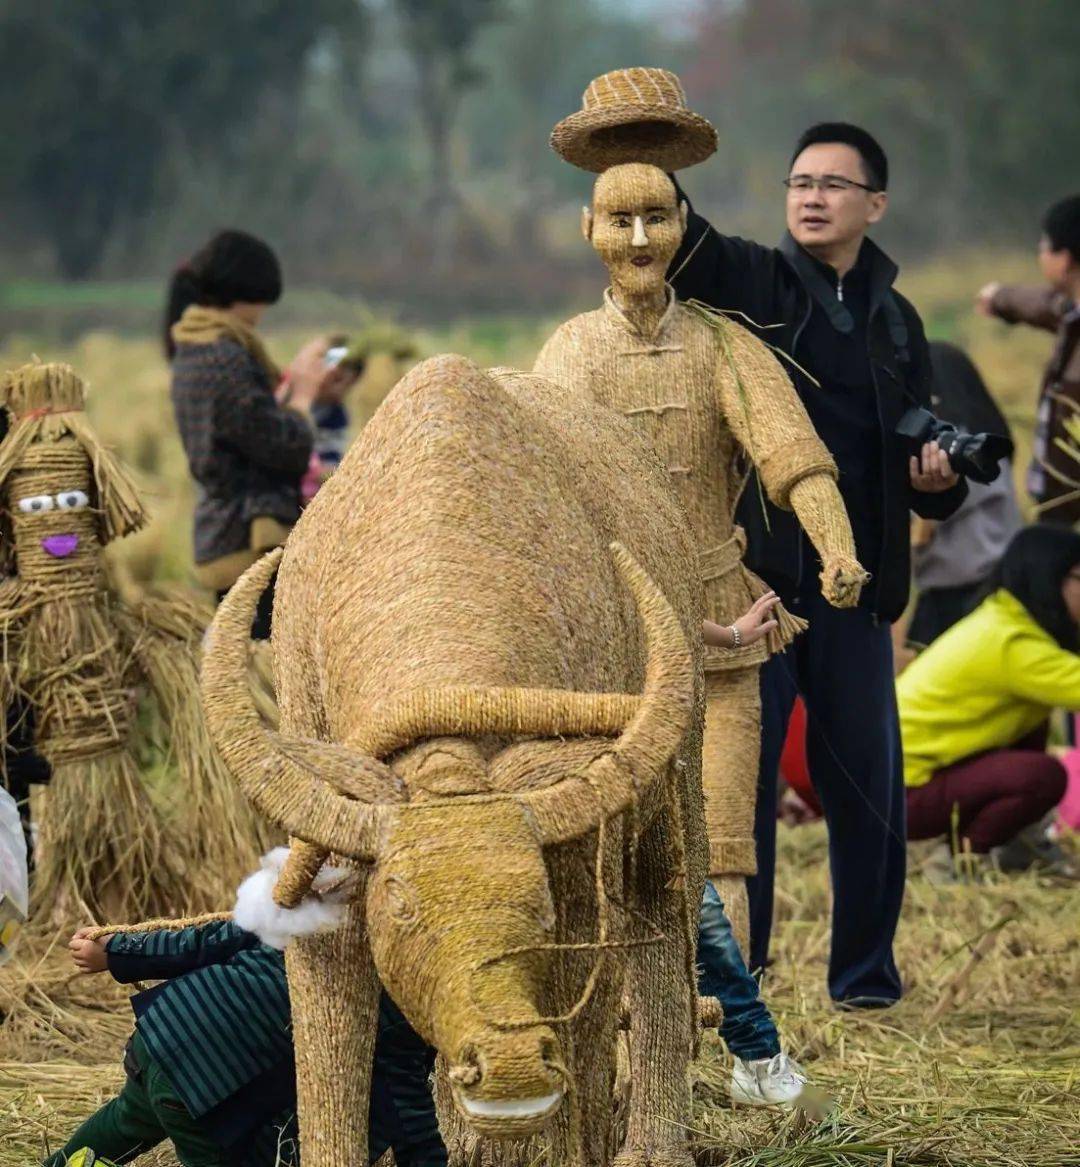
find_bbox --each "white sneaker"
[730,1052,808,1107]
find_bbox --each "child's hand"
[733,591,781,646]
[69,927,111,974]
[703,592,781,649]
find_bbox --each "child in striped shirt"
[47,920,445,1167]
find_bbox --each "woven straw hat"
[550,67,717,173]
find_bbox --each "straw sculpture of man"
[535,70,867,949]
[201,353,710,1167]
[0,362,269,922]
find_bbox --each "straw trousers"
[701,664,761,954]
[748,585,905,1005]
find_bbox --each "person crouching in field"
[48,920,447,1167]
[976,195,1080,525]
[165,229,353,639]
[899,525,1078,878]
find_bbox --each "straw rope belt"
[698,528,748,583]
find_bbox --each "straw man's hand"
[820,555,869,609]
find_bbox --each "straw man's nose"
[631,216,649,247]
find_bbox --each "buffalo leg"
[615,817,696,1167]
[287,898,379,1167]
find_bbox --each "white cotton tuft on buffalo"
[233,847,352,950]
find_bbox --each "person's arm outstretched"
[703,591,781,649]
[69,920,258,984]
[975,283,1068,333]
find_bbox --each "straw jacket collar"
[602,283,679,342]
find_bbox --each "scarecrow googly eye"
[17,495,55,515]
[55,490,90,511]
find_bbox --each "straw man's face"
[584,164,687,298]
[7,440,98,578]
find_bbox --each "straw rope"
[83,913,232,941]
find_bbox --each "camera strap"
[881,291,910,368]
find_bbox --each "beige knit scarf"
[171,305,280,382]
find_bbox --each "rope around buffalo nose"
[470,755,699,1041]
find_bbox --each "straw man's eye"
[55,490,90,511]
[17,495,55,514]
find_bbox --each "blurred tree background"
[0,0,1077,319]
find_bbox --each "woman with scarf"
[166,230,348,638]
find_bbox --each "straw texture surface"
[550,67,718,173]
[0,362,265,922]
[534,163,864,909]
[202,354,710,1166]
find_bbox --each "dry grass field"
[1,253,1077,1165]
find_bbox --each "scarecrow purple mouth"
[41,534,79,558]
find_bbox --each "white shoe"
[730,1052,808,1107]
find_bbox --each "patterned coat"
[170,338,312,567]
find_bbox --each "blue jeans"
[697,882,780,1062]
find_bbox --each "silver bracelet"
[729,623,742,649]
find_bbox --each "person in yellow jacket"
[899,525,1076,856]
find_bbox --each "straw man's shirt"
[536,288,860,894]
[536,289,854,674]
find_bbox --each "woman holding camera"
[165,230,349,637]
[900,525,1077,863]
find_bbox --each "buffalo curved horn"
[355,686,642,759]
[522,543,694,844]
[200,548,403,861]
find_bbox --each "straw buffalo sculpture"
[202,354,710,1167]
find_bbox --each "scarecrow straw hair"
[0,363,147,545]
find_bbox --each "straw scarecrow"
[202,354,710,1167]
[0,362,268,922]
[536,69,867,949]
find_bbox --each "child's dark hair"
[1043,195,1080,264]
[164,230,282,359]
[790,122,888,192]
[990,525,1080,650]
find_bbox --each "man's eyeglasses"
[783,174,878,194]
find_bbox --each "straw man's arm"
[716,323,867,609]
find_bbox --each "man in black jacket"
[669,122,967,1007]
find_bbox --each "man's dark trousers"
[748,582,905,1006]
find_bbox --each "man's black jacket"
[668,199,967,622]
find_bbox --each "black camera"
[895,406,1014,485]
